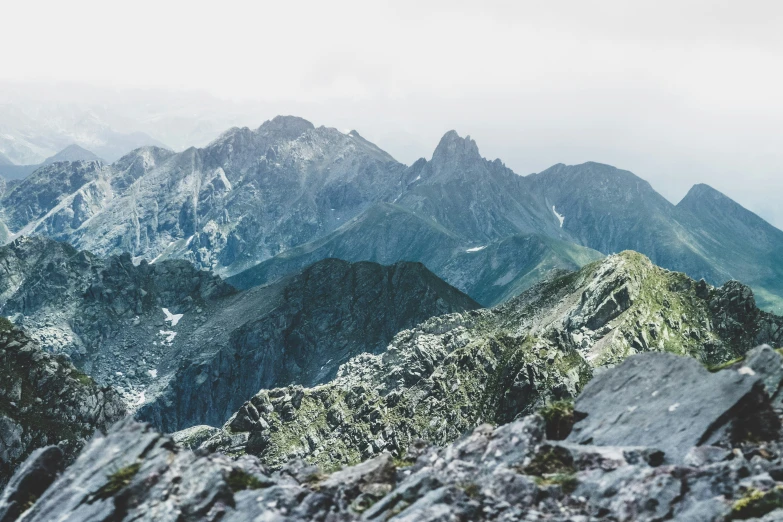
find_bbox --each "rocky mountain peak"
[431,130,482,167]
[257,115,315,140]
[678,183,740,211]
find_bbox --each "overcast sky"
[3,0,783,226]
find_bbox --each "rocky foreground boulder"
[5,345,783,521]
[0,322,126,490]
[568,349,781,463]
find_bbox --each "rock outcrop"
[0,321,126,490]
[7,346,783,521]
[200,251,783,471]
[568,349,781,463]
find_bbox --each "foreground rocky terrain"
[199,251,783,471]
[0,236,478,432]
[5,345,783,521]
[0,322,126,490]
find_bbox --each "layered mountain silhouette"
[0,116,780,311]
[0,144,104,180]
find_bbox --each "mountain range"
[0,115,780,313]
[1,115,783,520]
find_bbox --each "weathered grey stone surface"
[0,446,63,522]
[568,350,780,462]
[9,348,783,521]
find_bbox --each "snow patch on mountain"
[162,308,183,326]
[553,205,565,227]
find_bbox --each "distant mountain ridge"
[0,104,166,165]
[0,115,780,311]
[0,144,104,180]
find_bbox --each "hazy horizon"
[2,1,783,227]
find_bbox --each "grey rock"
[13,346,783,521]
[0,325,126,489]
[0,446,63,522]
[568,351,780,462]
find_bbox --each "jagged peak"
[431,130,481,164]
[112,145,175,167]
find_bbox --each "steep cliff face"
[136,258,480,432]
[0,160,107,234]
[200,252,783,470]
[0,322,126,490]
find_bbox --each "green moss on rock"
[94,462,141,499]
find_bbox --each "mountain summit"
[430,130,482,169]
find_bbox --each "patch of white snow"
[552,206,565,227]
[148,369,158,378]
[466,246,487,253]
[159,330,177,345]
[162,308,184,326]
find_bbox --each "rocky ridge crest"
[198,251,783,471]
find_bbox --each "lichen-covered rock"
[202,252,783,471]
[0,324,126,489]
